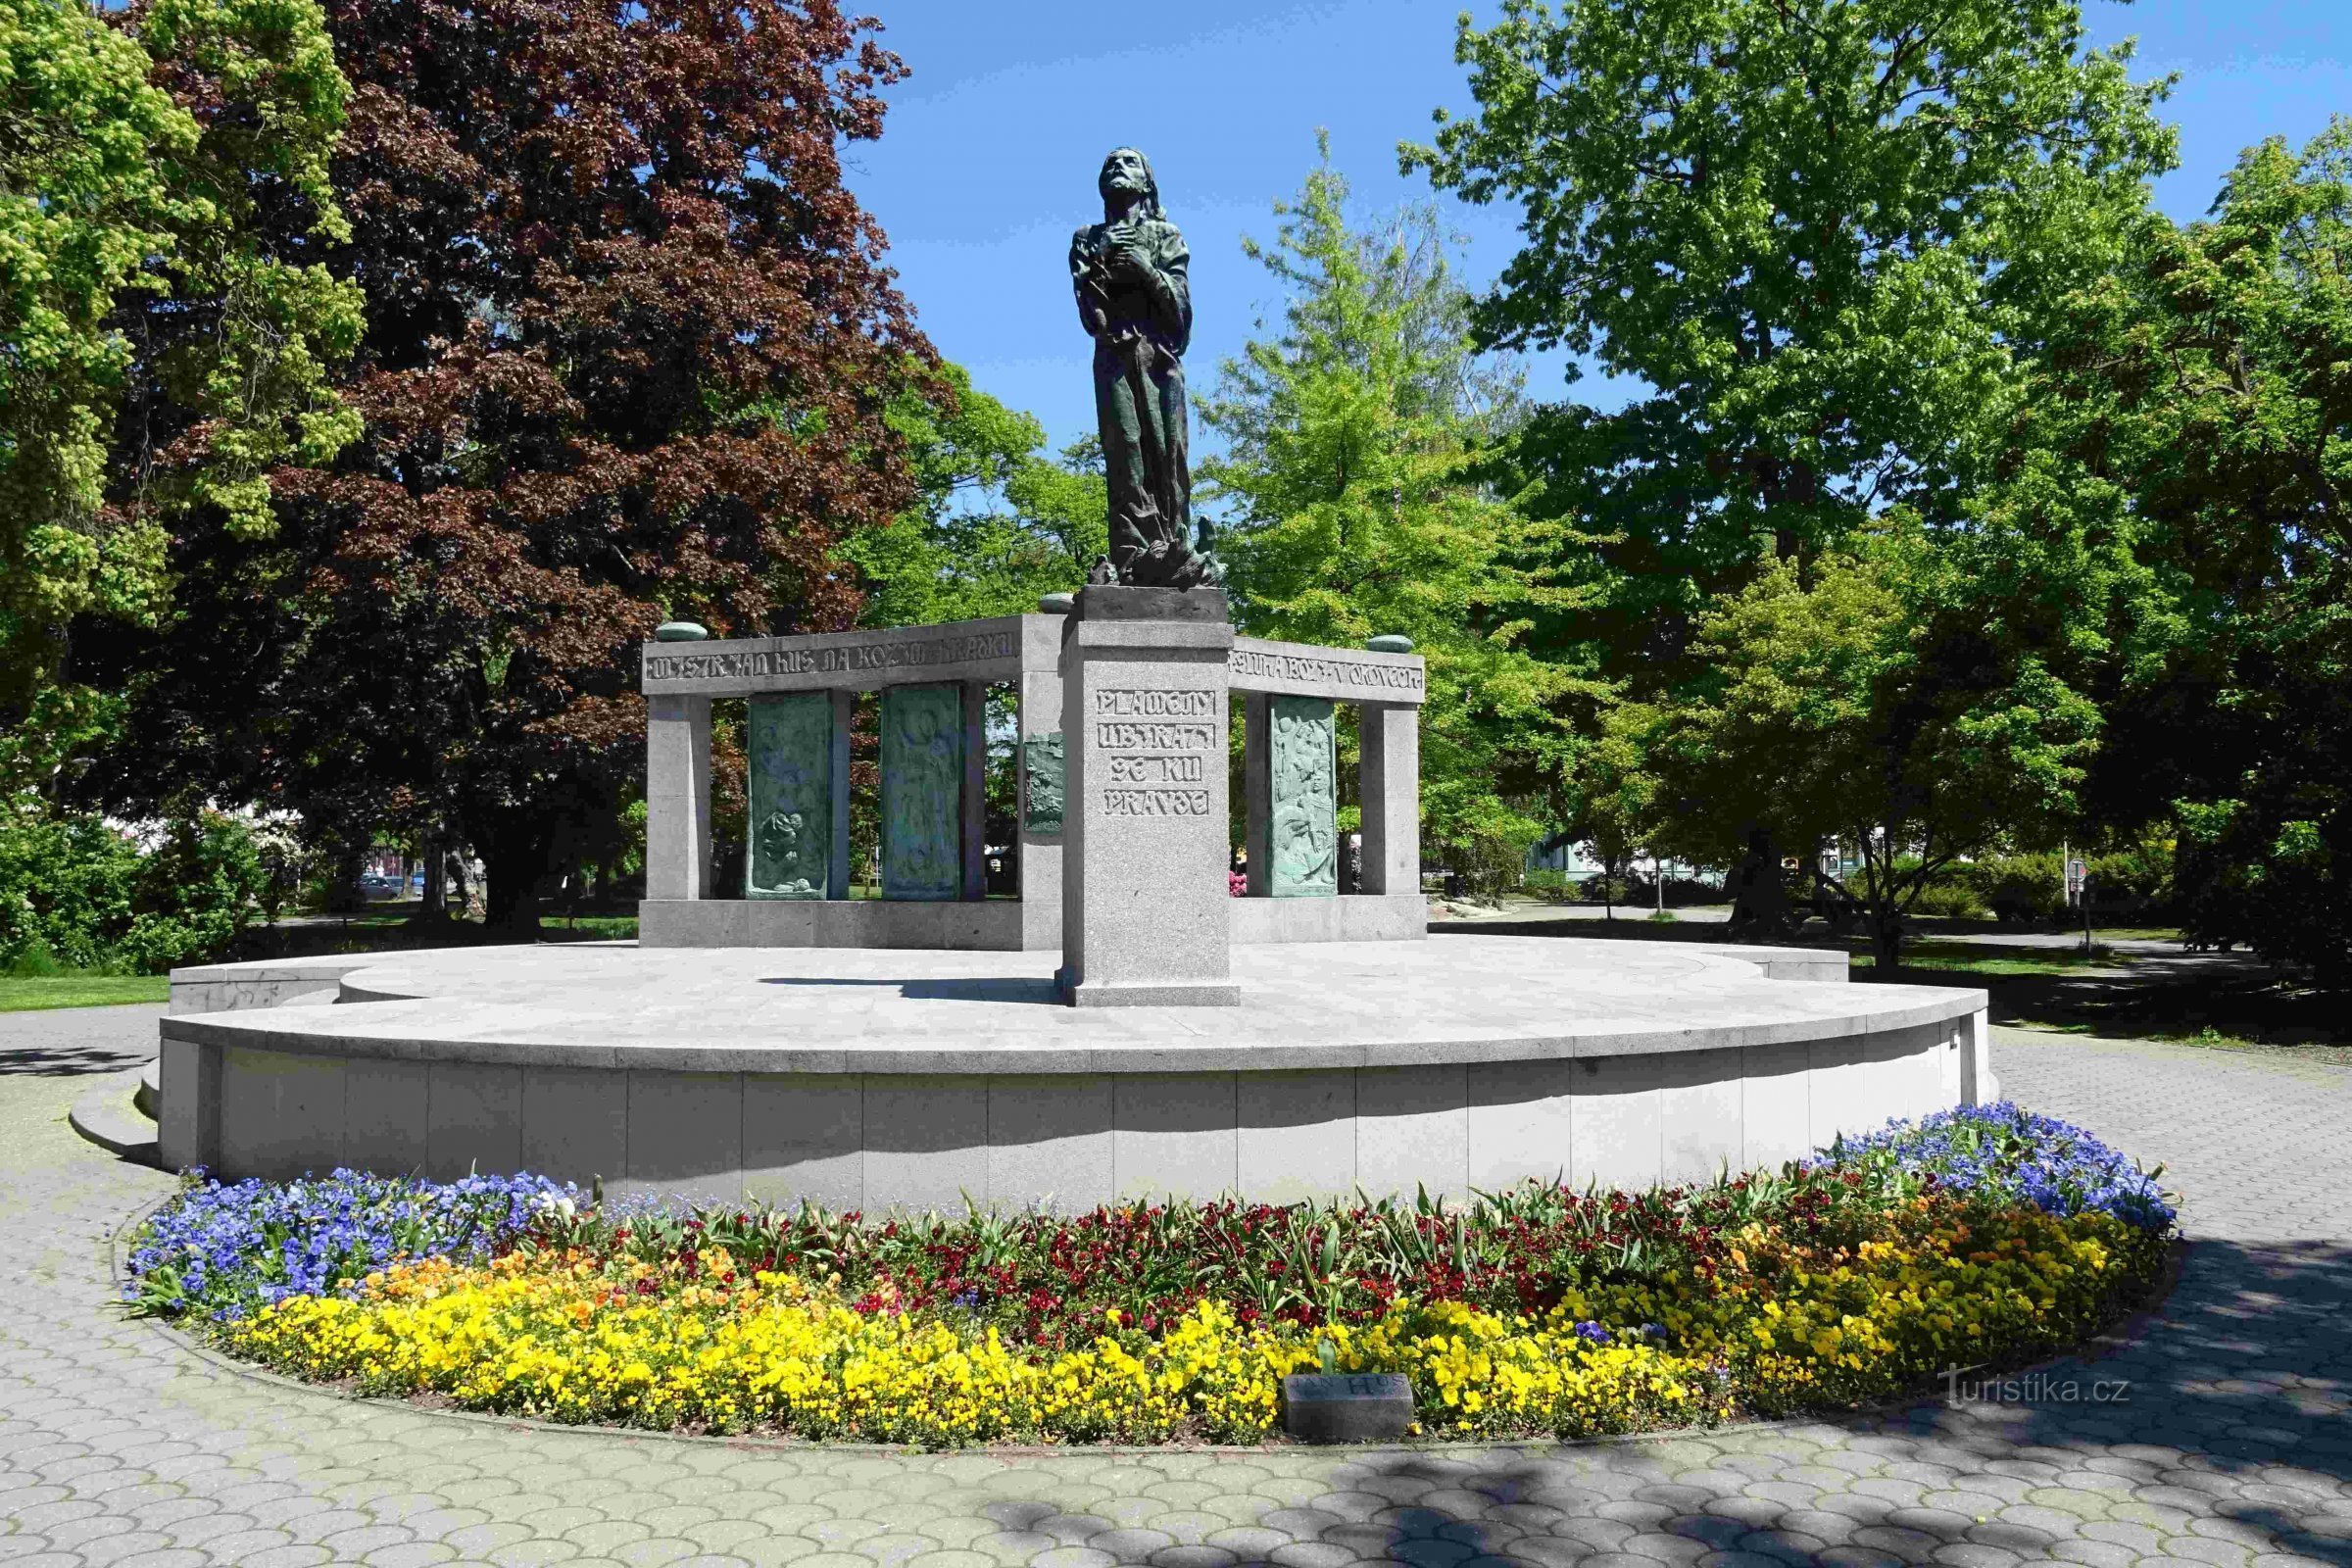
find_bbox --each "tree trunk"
[1872,906,1903,971]
[479,824,550,937]
[416,836,449,922]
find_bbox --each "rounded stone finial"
[654,621,710,642]
[1037,592,1076,614]
[1366,633,1414,654]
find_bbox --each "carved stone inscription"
[747,693,833,900]
[1093,687,1216,817]
[881,684,961,901]
[1229,646,1425,697]
[1022,731,1065,836]
[646,628,1016,688]
[1269,696,1337,897]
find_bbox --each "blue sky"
[844,0,2352,452]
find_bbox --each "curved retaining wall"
[161,942,1990,1209]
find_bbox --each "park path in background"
[2,1006,2347,1568]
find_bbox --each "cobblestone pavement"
[3,1008,2347,1568]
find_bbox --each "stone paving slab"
[5,1005,2348,1568]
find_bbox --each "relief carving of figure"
[883,690,959,897]
[755,808,817,896]
[1269,706,1337,892]
[1071,147,1222,590]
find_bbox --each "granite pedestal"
[160,938,1992,1207]
[1056,589,1240,1006]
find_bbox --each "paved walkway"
[3,1007,2347,1568]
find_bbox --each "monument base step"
[1056,973,1243,1007]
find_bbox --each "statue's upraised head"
[1098,147,1161,220]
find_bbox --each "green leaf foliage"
[845,362,1106,626]
[1201,141,1598,865]
[1412,0,2176,693]
[2024,122,2352,983]
[0,803,267,972]
[1628,526,2100,961]
[0,0,360,712]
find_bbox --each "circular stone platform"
[158,937,1989,1209]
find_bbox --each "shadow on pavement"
[0,1003,160,1076]
[1324,1236,2352,1568]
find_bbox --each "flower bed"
[124,1103,2173,1446]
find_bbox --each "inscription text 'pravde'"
[1093,687,1214,815]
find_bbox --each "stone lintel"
[1227,635,1427,706]
[640,613,1053,697]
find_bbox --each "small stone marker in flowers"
[1280,1372,1414,1443]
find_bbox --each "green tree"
[1412,0,2173,565]
[2026,123,2352,985]
[86,0,930,931]
[844,363,1106,627]
[0,0,359,721]
[1634,527,2100,965]
[1409,0,2177,903]
[1201,142,1594,871]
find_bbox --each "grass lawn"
[0,974,171,1012]
[1852,943,2135,979]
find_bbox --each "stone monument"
[1054,149,1242,1006]
[1069,146,1222,592]
[146,151,1991,1209]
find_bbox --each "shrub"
[1908,880,1985,920]
[0,807,143,969]
[0,803,270,972]
[1581,873,1632,906]
[1963,852,2067,924]
[1523,867,1575,903]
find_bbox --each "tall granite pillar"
[645,694,712,900]
[1357,702,1420,896]
[1059,595,1239,1005]
[960,679,988,900]
[1017,646,1066,947]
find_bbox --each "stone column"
[645,693,712,900]
[1017,652,1065,950]
[1242,692,1272,896]
[1059,605,1239,1006]
[961,679,988,900]
[1357,702,1419,896]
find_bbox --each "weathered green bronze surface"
[1269,695,1338,898]
[1071,148,1222,592]
[1022,731,1065,835]
[881,684,962,901]
[747,693,833,900]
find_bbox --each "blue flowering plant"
[124,1168,577,1320]
[1819,1102,2176,1234]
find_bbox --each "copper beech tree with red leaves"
[94,0,932,929]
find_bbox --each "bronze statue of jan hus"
[1071,148,1222,591]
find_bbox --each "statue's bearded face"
[1100,148,1152,204]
